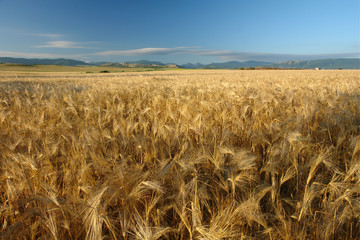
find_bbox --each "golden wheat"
[0,70,359,239]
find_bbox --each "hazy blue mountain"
[90,61,110,65]
[267,58,360,69]
[0,57,90,66]
[101,61,181,68]
[181,63,205,69]
[125,60,166,65]
[201,61,274,69]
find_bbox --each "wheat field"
[0,70,359,239]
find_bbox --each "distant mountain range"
[0,57,91,66]
[101,60,180,68]
[182,59,360,69]
[183,61,273,69]
[267,58,360,69]
[0,57,359,69]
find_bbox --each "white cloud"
[34,41,91,48]
[35,33,63,39]
[33,33,99,49]
[96,47,187,56]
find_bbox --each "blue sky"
[0,0,359,64]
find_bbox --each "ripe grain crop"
[0,70,359,239]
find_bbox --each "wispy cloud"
[35,33,63,39]
[34,41,87,48]
[95,47,360,62]
[34,41,99,49]
[33,33,99,49]
[96,47,191,56]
